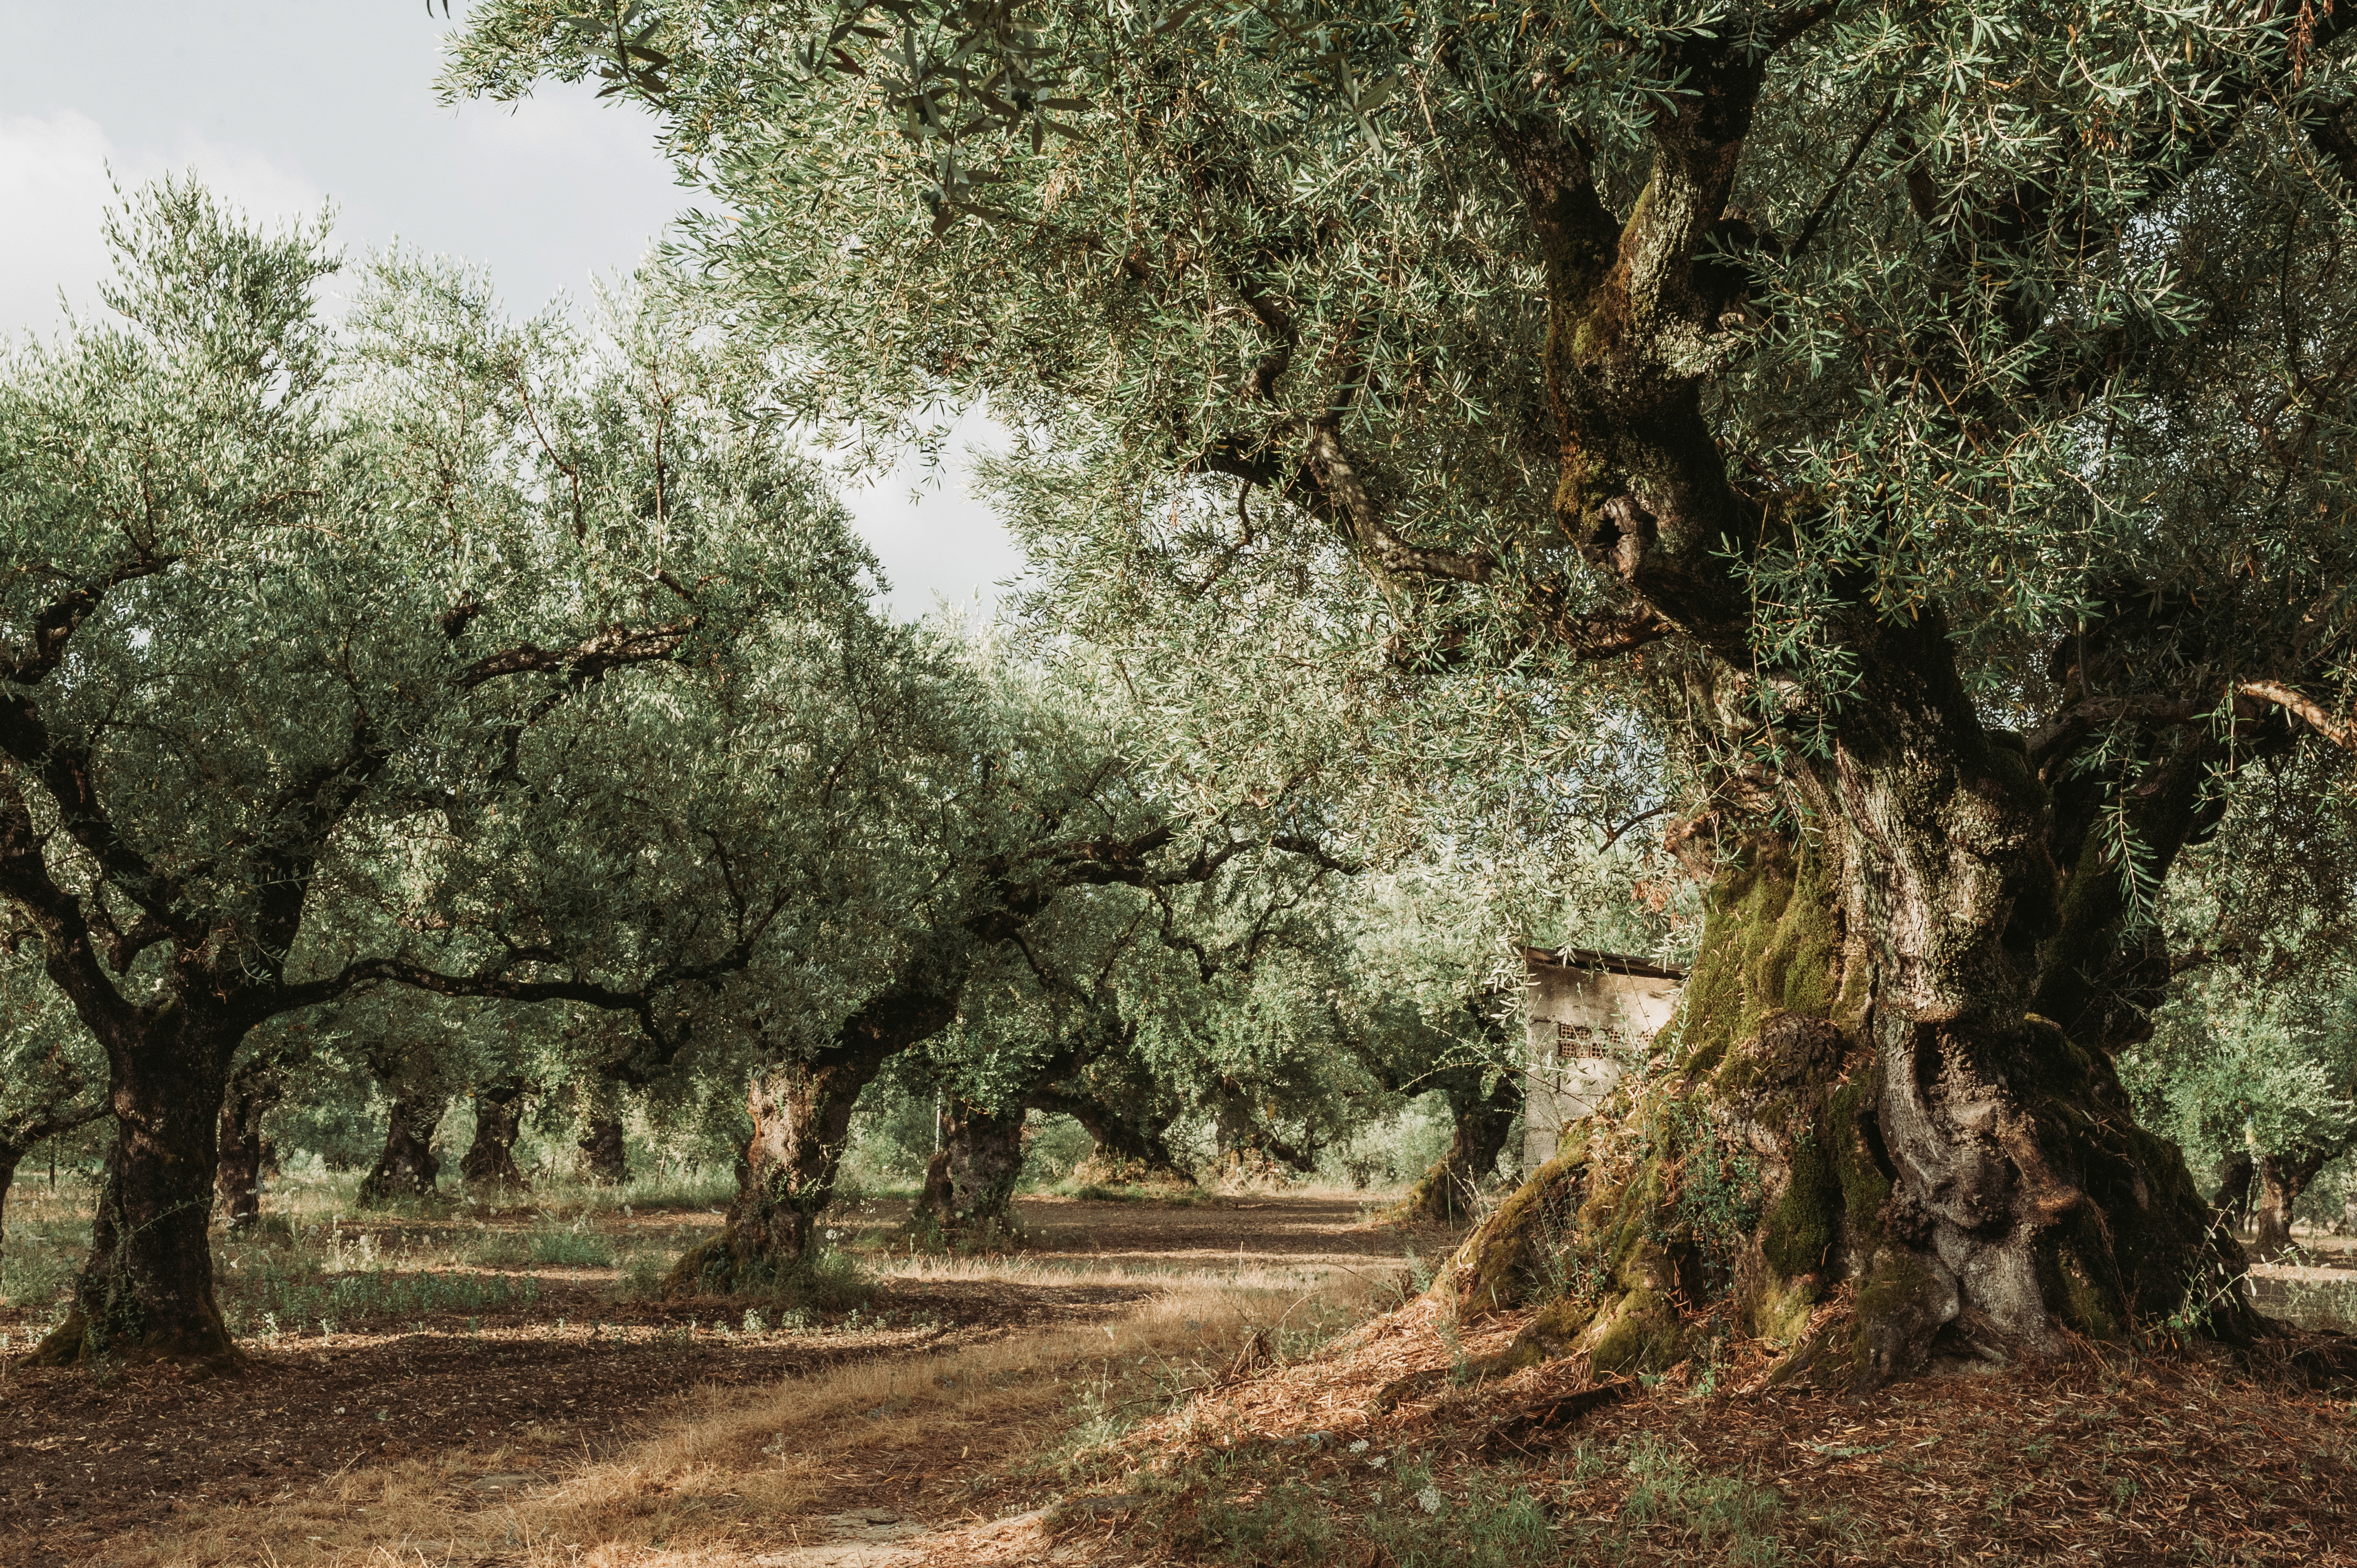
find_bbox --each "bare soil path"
[0,1194,1448,1567]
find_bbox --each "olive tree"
[0,182,868,1364]
[446,0,2357,1379]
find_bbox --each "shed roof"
[1521,945,1687,983]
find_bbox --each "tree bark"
[2253,1152,2327,1260]
[2210,1152,2256,1235]
[358,1092,449,1205]
[1405,1072,1522,1224]
[576,1113,627,1185]
[1442,820,2255,1391]
[667,946,970,1293]
[1032,1085,1195,1187]
[461,1075,531,1194]
[667,1055,876,1292]
[30,1014,243,1369]
[215,1046,300,1231]
[914,1100,1027,1242]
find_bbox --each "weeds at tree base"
[666,1238,877,1317]
[1057,1178,1226,1206]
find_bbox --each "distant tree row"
[2,184,1662,1361]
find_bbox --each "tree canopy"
[443,0,2357,1379]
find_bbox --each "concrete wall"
[1520,952,1682,1172]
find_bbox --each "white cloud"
[836,403,1031,621]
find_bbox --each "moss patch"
[1587,1287,1687,1375]
[1675,843,1853,1080]
[1762,1132,1837,1280]
[1443,1143,1588,1317]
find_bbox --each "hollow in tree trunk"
[914,1100,1027,1243]
[460,1075,531,1194]
[2252,1152,2327,1260]
[577,1113,627,1185]
[1404,1072,1522,1225]
[358,1092,449,1205]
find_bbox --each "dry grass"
[82,1262,1391,1567]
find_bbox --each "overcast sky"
[0,0,1021,618]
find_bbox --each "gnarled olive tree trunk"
[577,1112,628,1185]
[358,1091,450,1205]
[1404,1071,1522,1225]
[461,1074,531,1194]
[666,1055,876,1293]
[1443,630,2256,1389]
[2253,1152,2327,1260]
[1033,1085,1195,1187]
[668,959,966,1294]
[214,1038,310,1230]
[914,1100,1027,1242]
[32,1007,245,1369]
[2210,1152,2256,1235]
[214,1067,279,1231]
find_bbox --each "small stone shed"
[1520,946,1685,1172]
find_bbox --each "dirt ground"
[4,1196,2354,1567]
[0,1193,1455,1567]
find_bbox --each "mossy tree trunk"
[915,1099,1027,1241]
[1027,1010,1195,1186]
[1442,618,2261,1389]
[667,1054,882,1292]
[2253,1151,2327,1260]
[461,1075,531,1193]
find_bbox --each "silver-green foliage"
[444,1,2357,771]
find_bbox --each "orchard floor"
[1,1193,2353,1567]
[0,1190,1456,1568]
